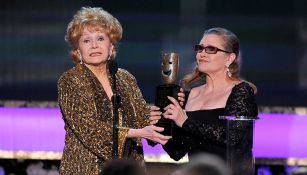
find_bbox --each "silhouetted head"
[101,159,146,175]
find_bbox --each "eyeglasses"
[194,44,231,54]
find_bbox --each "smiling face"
[161,53,179,84]
[78,27,113,66]
[196,34,234,77]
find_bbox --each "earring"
[108,50,112,61]
[77,50,83,64]
[226,66,232,78]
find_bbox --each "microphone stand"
[109,60,120,159]
[111,76,120,158]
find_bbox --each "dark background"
[1,0,307,106]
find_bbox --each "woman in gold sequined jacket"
[57,7,172,175]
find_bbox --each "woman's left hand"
[163,96,188,127]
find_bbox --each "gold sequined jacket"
[57,64,150,175]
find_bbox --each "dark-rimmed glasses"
[194,44,231,54]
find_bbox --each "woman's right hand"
[163,96,187,127]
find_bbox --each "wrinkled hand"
[163,96,187,127]
[141,125,172,145]
[177,88,185,107]
[149,105,162,125]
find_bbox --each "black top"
[162,82,258,161]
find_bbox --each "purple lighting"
[0,107,64,152]
[1,107,307,159]
[254,113,307,158]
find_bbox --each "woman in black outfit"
[151,27,258,174]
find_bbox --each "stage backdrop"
[1,0,307,106]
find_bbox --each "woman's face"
[196,34,232,76]
[78,27,113,66]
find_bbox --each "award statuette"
[155,53,180,136]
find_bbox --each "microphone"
[108,59,118,75]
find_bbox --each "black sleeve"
[225,82,258,117]
[162,126,189,161]
[223,82,258,147]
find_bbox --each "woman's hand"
[177,88,185,107]
[128,125,171,145]
[149,105,162,125]
[163,96,188,127]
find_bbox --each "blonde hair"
[65,7,123,64]
[181,27,257,93]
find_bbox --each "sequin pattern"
[58,64,150,175]
[162,82,258,161]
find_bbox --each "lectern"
[219,116,259,175]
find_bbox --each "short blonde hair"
[65,7,123,64]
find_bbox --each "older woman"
[58,7,173,174]
[151,27,258,162]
